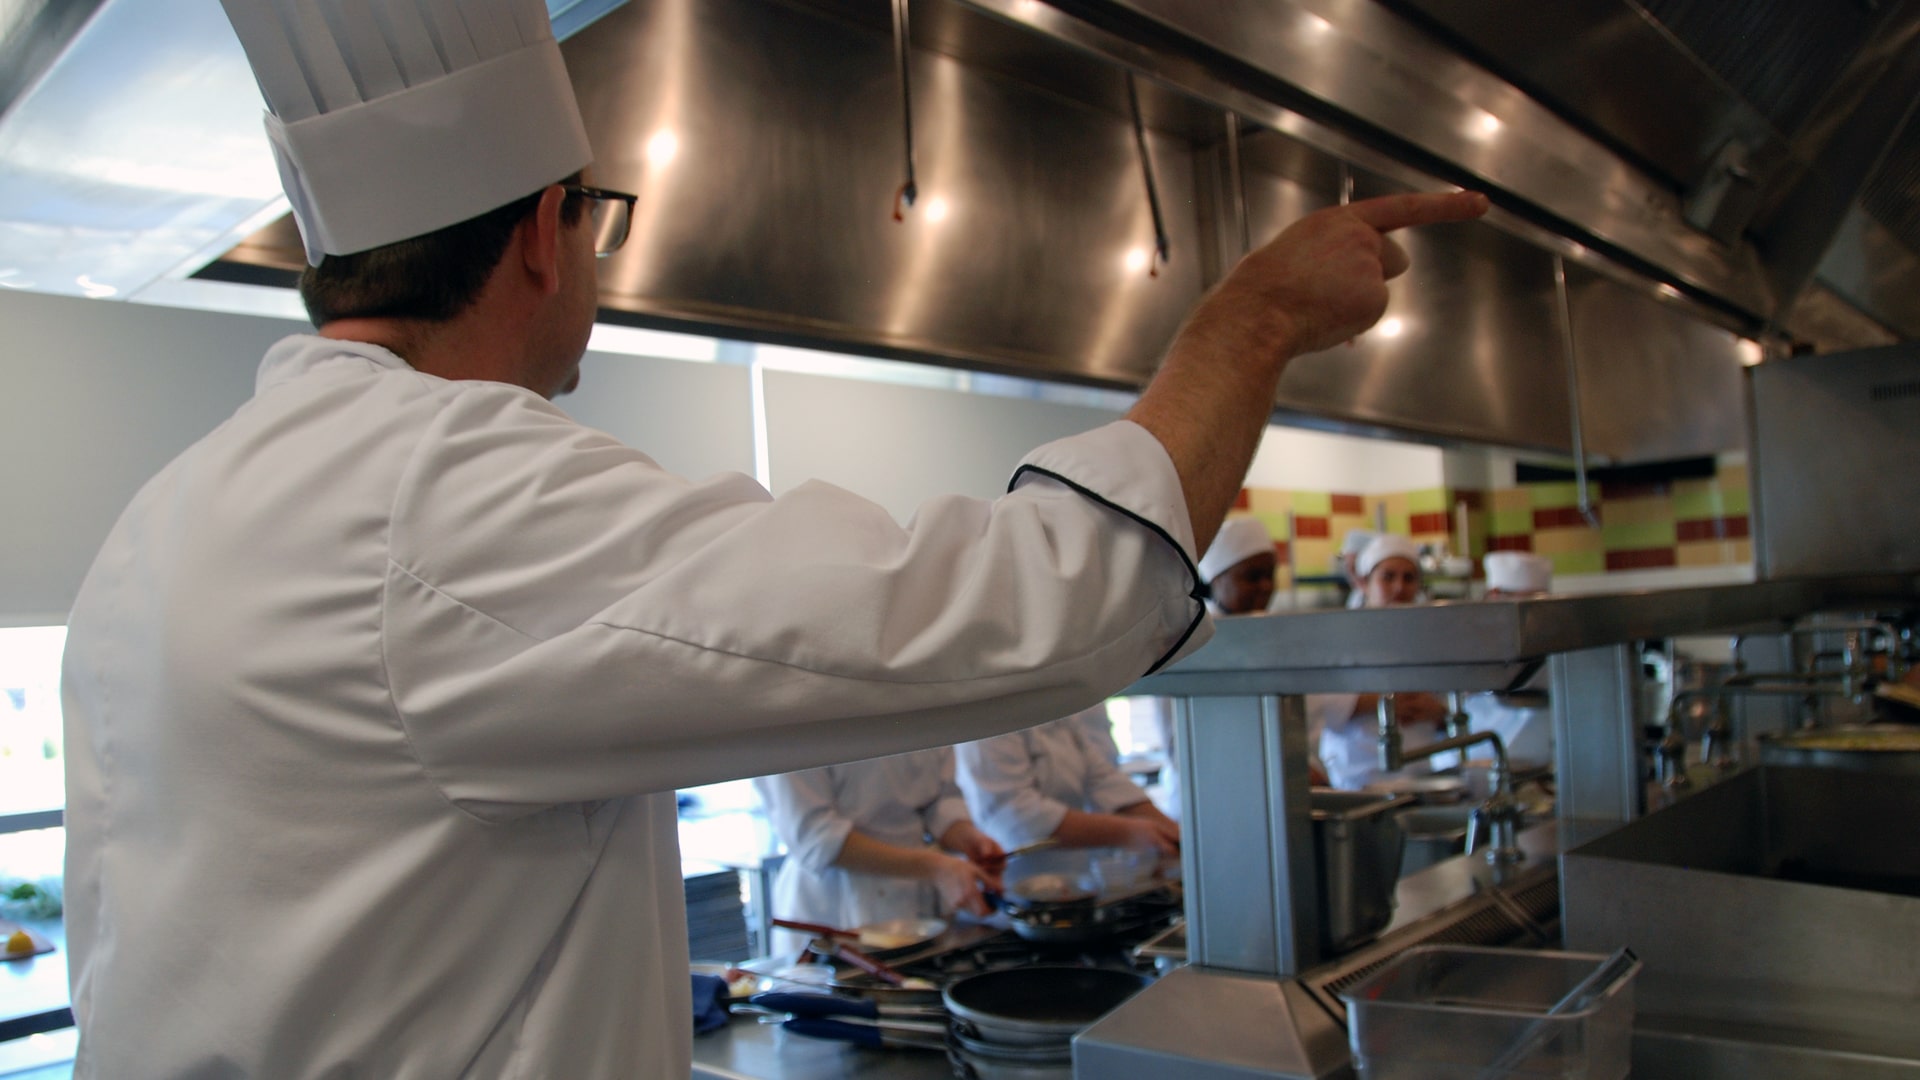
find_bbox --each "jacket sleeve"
[954,732,1066,850]
[752,770,854,875]
[919,749,971,847]
[1076,723,1152,814]
[383,388,1213,819]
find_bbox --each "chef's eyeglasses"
[562,184,637,257]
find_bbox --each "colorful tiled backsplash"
[1232,461,1751,580]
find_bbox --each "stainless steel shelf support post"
[1550,645,1645,824]
[1175,693,1322,976]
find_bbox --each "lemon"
[4,930,32,955]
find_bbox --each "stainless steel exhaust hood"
[16,0,1918,460]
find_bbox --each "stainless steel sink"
[1563,765,1920,1078]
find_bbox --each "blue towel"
[692,973,731,1035]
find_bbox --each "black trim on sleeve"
[1007,463,1208,676]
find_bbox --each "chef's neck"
[320,314,523,386]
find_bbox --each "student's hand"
[1396,692,1451,727]
[1117,804,1181,857]
[939,821,1005,892]
[921,851,996,917]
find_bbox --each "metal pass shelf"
[1133,573,1920,695]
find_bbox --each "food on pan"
[858,928,920,950]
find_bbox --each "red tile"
[1488,535,1535,552]
[1272,541,1290,564]
[1234,488,1250,510]
[1331,493,1365,515]
[1605,547,1678,571]
[1293,515,1330,539]
[1409,512,1450,535]
[1454,489,1486,510]
[1533,507,1590,530]
[1675,515,1752,542]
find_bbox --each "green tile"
[1406,487,1449,514]
[1670,486,1725,519]
[1601,520,1677,549]
[1385,512,1411,536]
[1718,483,1750,515]
[1289,490,1332,516]
[1250,510,1290,539]
[1490,507,1534,535]
[1551,550,1606,576]
[1527,482,1580,509]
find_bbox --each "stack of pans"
[943,966,1151,1079]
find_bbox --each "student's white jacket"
[754,747,969,957]
[59,335,1208,1080]
[956,707,1149,849]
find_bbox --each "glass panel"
[0,626,66,817]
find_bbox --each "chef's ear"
[517,184,569,297]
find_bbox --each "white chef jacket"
[754,747,970,957]
[1424,693,1554,772]
[956,707,1151,849]
[1311,694,1441,791]
[60,335,1211,1080]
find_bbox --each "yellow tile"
[1716,464,1749,491]
[1490,487,1530,513]
[1289,538,1336,575]
[1532,527,1604,554]
[1380,493,1409,519]
[1599,496,1674,526]
[1330,513,1370,537]
[1730,539,1752,564]
[1245,488,1291,514]
[1676,541,1736,568]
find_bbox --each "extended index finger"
[1347,190,1490,233]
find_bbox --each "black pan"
[942,965,1152,1048]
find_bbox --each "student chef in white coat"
[56,2,1488,1075]
[1457,552,1557,769]
[754,748,1003,957]
[1313,534,1453,788]
[958,705,1181,856]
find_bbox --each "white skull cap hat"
[1355,533,1422,581]
[219,0,594,265]
[1484,551,1553,594]
[1198,517,1275,585]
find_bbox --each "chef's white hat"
[1355,533,1422,581]
[219,0,594,265]
[1337,528,1378,584]
[1199,517,1275,584]
[1484,551,1552,594]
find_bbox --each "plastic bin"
[1340,944,1639,1079]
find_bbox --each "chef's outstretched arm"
[1127,191,1489,557]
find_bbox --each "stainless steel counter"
[1133,573,1920,695]
[692,1016,953,1080]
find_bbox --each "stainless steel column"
[1550,645,1645,824]
[1176,693,1321,975]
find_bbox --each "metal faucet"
[1376,694,1524,864]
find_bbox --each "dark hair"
[299,173,585,326]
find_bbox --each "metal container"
[1757,724,1920,777]
[1562,765,1920,1077]
[1312,790,1413,954]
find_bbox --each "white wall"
[762,369,1125,523]
[1244,423,1444,493]
[558,352,754,481]
[0,289,756,623]
[1,290,307,623]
